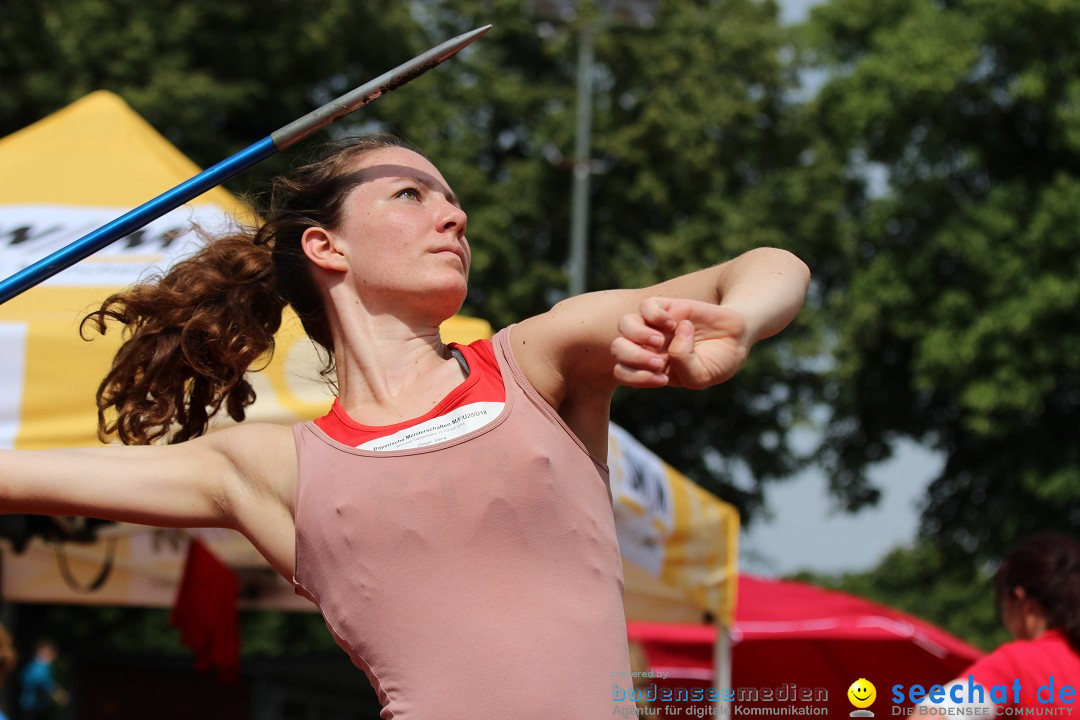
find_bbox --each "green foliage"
[14,604,340,670]
[19,604,185,656]
[802,0,1080,559]
[239,610,340,658]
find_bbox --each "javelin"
[0,24,492,305]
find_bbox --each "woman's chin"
[416,283,468,322]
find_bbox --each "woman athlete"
[1,134,809,719]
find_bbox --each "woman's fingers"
[612,364,668,388]
[638,297,678,333]
[666,319,696,359]
[610,335,665,370]
[611,299,685,388]
[613,298,752,389]
[664,323,712,388]
[610,335,668,388]
[613,298,751,389]
[617,312,667,349]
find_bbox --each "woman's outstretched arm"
[0,422,298,576]
[511,247,810,454]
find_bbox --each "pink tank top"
[292,326,636,719]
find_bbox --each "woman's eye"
[396,187,421,201]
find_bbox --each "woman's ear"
[301,226,349,272]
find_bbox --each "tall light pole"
[531,0,659,296]
[568,20,596,297]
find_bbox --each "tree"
[801,0,1080,560]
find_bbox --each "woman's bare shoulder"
[205,422,299,506]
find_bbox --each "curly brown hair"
[82,133,422,445]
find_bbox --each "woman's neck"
[328,311,465,426]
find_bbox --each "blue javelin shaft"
[0,24,491,305]
[0,139,276,304]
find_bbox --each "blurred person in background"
[18,640,67,720]
[915,533,1080,717]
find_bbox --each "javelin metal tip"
[270,23,495,150]
[434,24,494,60]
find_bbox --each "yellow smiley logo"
[848,678,877,709]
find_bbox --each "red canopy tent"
[627,574,984,718]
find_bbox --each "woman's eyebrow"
[347,164,461,208]
[404,175,461,209]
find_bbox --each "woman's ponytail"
[82,232,285,445]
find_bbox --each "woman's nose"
[438,200,467,234]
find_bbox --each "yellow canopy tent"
[0,92,737,671]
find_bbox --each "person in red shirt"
[923,534,1080,717]
[965,533,1080,713]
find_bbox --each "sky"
[775,0,824,24]
[734,0,941,578]
[739,441,943,577]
